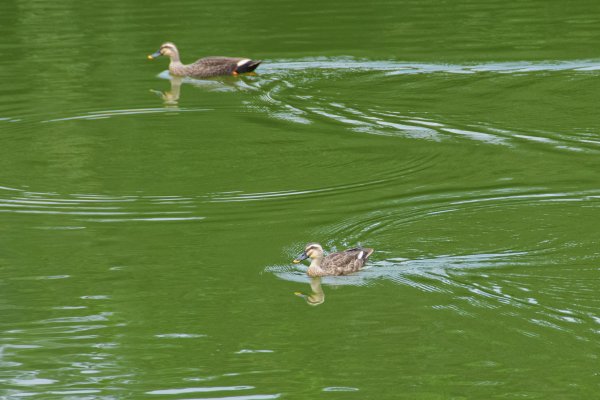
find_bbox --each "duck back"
[321,247,374,276]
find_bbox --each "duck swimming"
[148,42,261,78]
[293,243,374,277]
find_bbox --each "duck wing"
[191,57,261,77]
[321,247,374,276]
[190,57,238,77]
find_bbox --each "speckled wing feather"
[190,57,241,77]
[321,247,374,276]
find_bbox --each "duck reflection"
[151,73,259,106]
[151,75,183,106]
[294,277,325,306]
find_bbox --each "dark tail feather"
[236,60,262,74]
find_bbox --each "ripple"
[0,187,206,226]
[322,386,360,392]
[87,216,205,222]
[4,58,600,158]
[48,389,101,395]
[268,251,525,288]
[272,249,600,340]
[241,58,600,153]
[148,386,254,395]
[183,396,280,400]
[235,349,274,354]
[258,96,600,152]
[40,312,113,324]
[41,107,209,123]
[270,182,600,338]
[11,378,58,386]
[155,333,207,339]
[319,185,600,247]
[260,57,600,75]
[141,56,600,154]
[207,152,436,203]
[208,181,387,203]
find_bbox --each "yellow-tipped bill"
[148,50,162,60]
[293,251,309,264]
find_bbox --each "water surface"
[2,0,600,398]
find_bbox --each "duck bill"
[147,50,162,60]
[293,252,309,264]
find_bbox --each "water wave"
[0,186,205,225]
[5,57,599,155]
[245,58,600,152]
[269,182,600,337]
[260,57,600,74]
[42,107,208,123]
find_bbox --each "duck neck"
[169,50,181,63]
[307,257,325,277]
[169,59,186,76]
[168,50,187,76]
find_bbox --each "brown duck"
[293,243,374,277]
[148,42,261,78]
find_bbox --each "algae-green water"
[2,0,600,398]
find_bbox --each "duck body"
[169,56,262,78]
[148,42,261,78]
[293,243,374,277]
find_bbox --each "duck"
[293,243,374,277]
[147,42,261,78]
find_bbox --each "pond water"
[1,0,600,398]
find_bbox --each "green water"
[2,0,600,398]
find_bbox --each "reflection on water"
[152,70,261,106]
[151,75,183,106]
[4,0,600,396]
[294,277,325,306]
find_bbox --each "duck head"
[148,42,180,60]
[293,243,324,264]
